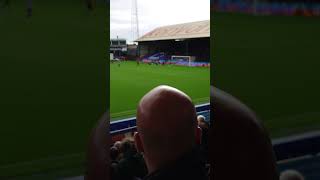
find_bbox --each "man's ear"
[134,132,144,153]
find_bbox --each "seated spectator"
[197,115,209,145]
[114,141,122,150]
[114,137,147,180]
[134,85,208,180]
[198,115,209,126]
[280,170,305,180]
[197,115,209,160]
[110,146,119,164]
[110,146,119,180]
[195,124,202,145]
[210,86,279,180]
[113,141,123,159]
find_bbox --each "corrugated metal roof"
[136,20,210,42]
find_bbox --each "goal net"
[171,56,193,66]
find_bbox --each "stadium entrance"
[135,20,210,64]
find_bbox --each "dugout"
[135,20,210,61]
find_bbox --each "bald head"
[135,85,197,170]
[197,115,208,129]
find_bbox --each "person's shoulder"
[133,177,142,180]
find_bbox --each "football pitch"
[110,62,210,120]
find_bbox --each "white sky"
[110,0,210,43]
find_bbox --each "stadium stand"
[275,131,320,180]
[213,0,320,16]
[273,131,320,161]
[144,52,166,61]
[278,155,320,180]
[136,20,210,65]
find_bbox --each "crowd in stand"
[213,0,320,16]
[110,138,147,180]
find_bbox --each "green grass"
[0,1,107,178]
[110,61,210,119]
[213,13,320,138]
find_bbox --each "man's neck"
[143,147,207,180]
[145,147,198,174]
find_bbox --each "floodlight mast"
[131,0,140,42]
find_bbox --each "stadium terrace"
[213,0,320,16]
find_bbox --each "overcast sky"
[110,0,210,43]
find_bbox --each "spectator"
[110,146,119,163]
[197,115,209,160]
[197,115,206,125]
[114,137,147,180]
[110,146,119,180]
[197,115,209,139]
[210,86,279,180]
[280,170,305,180]
[114,141,122,151]
[134,85,208,180]
[113,141,123,160]
[195,122,202,145]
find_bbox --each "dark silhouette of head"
[114,141,122,151]
[110,146,119,161]
[121,137,137,156]
[280,170,304,180]
[134,85,198,173]
[210,86,279,180]
[85,112,109,180]
[198,115,209,129]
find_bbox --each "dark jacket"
[143,147,208,180]
[201,127,209,160]
[114,152,147,180]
